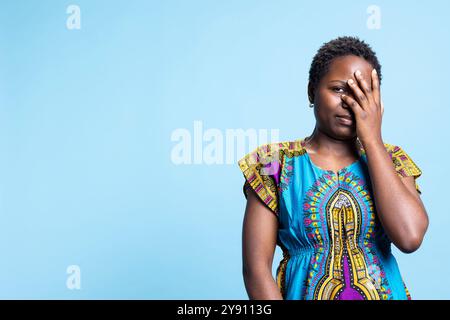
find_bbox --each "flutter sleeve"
[389,145,423,194]
[238,143,283,216]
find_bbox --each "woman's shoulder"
[238,138,306,165]
[382,141,406,155]
[381,141,417,163]
[237,139,306,215]
[381,141,422,178]
[358,140,412,159]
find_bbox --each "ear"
[307,82,314,103]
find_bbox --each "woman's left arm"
[362,140,428,253]
[341,68,429,253]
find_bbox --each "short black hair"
[308,36,382,102]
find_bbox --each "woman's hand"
[341,69,384,147]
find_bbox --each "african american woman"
[238,36,428,300]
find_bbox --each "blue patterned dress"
[238,137,422,300]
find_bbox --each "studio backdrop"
[0,0,448,299]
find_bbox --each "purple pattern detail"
[261,160,281,184]
[337,254,364,300]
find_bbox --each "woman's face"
[309,55,376,140]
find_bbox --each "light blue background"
[0,0,448,299]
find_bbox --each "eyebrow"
[328,80,347,85]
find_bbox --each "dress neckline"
[298,137,365,175]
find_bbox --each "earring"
[309,103,314,108]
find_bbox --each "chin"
[333,128,357,140]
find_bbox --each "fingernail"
[355,70,361,77]
[372,68,377,74]
[348,79,354,84]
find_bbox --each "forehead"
[323,55,373,80]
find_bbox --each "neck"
[304,127,359,157]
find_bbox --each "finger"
[371,68,381,108]
[355,69,373,99]
[347,77,368,110]
[341,94,363,118]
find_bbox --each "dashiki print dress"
[238,137,422,300]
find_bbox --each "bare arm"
[341,68,429,254]
[364,141,429,253]
[242,188,283,300]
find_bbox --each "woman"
[238,36,429,300]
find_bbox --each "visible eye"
[332,87,345,93]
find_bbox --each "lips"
[336,114,353,120]
[336,114,354,126]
